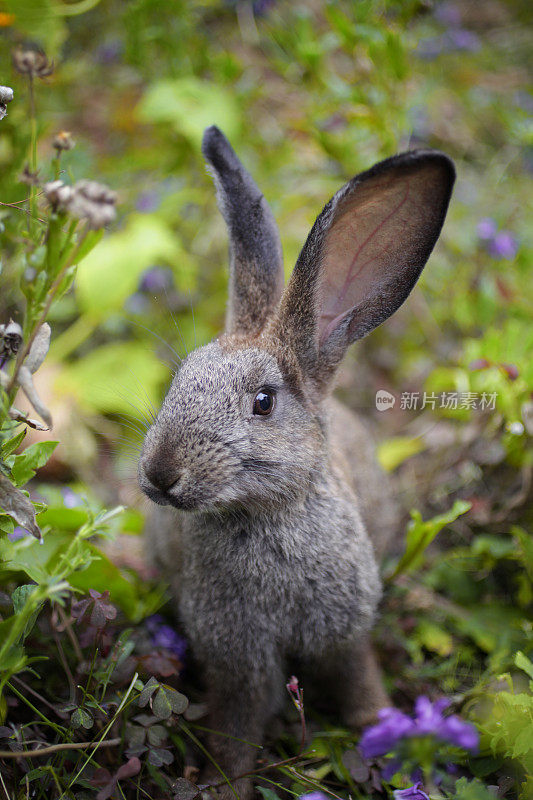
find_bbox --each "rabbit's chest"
[179,512,380,664]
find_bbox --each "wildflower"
[0,85,13,120]
[299,793,329,800]
[476,218,497,240]
[62,487,81,508]
[139,266,173,293]
[145,614,187,659]
[52,130,75,152]
[393,784,430,800]
[441,715,479,751]
[12,47,54,79]
[359,707,415,758]
[136,190,161,213]
[488,231,518,260]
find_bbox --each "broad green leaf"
[138,676,159,708]
[137,77,240,147]
[0,429,26,458]
[377,436,425,472]
[415,620,453,656]
[515,651,533,680]
[10,441,58,487]
[76,215,183,317]
[152,686,172,719]
[53,341,168,415]
[390,500,471,579]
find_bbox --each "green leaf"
[54,341,168,416]
[515,651,533,680]
[377,436,425,472]
[257,789,284,800]
[138,676,159,708]
[415,620,454,656]
[11,585,43,641]
[390,500,471,578]
[152,686,172,719]
[76,214,184,318]
[165,686,189,715]
[10,441,59,487]
[71,707,94,730]
[137,77,240,147]
[0,429,26,458]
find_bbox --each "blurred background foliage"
[0,0,532,796]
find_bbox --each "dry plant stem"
[11,675,68,720]
[57,605,84,662]
[0,737,121,759]
[7,225,89,396]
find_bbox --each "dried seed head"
[69,180,118,229]
[19,164,40,186]
[43,179,74,211]
[53,130,75,152]
[0,85,13,121]
[0,319,23,362]
[12,47,54,79]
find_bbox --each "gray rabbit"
[139,126,455,797]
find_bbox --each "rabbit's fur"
[139,127,455,797]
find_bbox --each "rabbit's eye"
[253,389,275,416]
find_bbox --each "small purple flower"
[139,266,173,293]
[95,39,123,64]
[441,715,479,752]
[8,526,30,542]
[477,218,498,240]
[393,784,430,800]
[488,231,518,260]
[413,695,449,734]
[125,293,150,315]
[448,29,480,52]
[62,488,81,509]
[146,615,187,660]
[136,190,161,213]
[359,707,415,758]
[434,3,461,27]
[299,793,328,800]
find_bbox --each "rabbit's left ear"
[277,150,455,387]
[202,126,284,337]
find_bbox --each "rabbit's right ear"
[202,126,284,337]
[277,150,455,389]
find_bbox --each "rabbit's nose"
[141,457,180,493]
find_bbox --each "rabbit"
[138,126,455,798]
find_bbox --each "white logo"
[375,390,396,411]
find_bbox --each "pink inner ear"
[318,165,442,343]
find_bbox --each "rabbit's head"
[139,127,455,513]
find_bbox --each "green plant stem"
[63,671,139,796]
[179,720,240,800]
[7,224,89,398]
[5,682,67,738]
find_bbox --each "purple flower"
[62,488,81,509]
[448,29,480,52]
[136,191,161,213]
[477,218,497,240]
[125,293,150,315]
[413,695,450,734]
[299,793,328,800]
[7,526,30,542]
[393,784,430,800]
[359,707,415,758]
[488,231,518,260]
[146,615,187,660]
[434,3,461,27]
[139,266,173,293]
[441,715,479,752]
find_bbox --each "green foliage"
[0,0,531,798]
[390,500,471,579]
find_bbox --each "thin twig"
[56,605,83,662]
[11,675,68,720]
[0,737,120,759]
